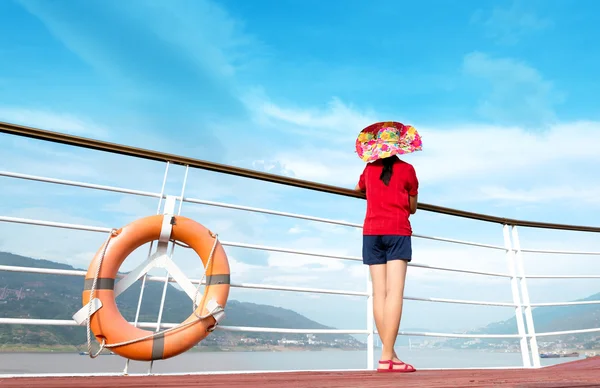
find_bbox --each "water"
[0,348,581,375]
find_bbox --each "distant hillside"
[0,252,362,351]
[482,293,600,335]
[446,292,600,350]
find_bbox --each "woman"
[354,121,422,373]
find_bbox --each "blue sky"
[1,0,600,354]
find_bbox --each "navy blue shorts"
[362,235,412,265]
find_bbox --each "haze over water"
[0,349,579,375]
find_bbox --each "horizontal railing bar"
[533,327,600,337]
[3,120,600,232]
[413,233,506,250]
[0,265,367,297]
[529,300,600,307]
[523,275,600,279]
[184,197,362,228]
[0,317,367,334]
[186,197,506,249]
[231,282,367,297]
[0,216,112,233]
[0,171,162,199]
[218,326,367,334]
[220,241,361,262]
[404,296,516,307]
[0,265,87,277]
[374,329,521,339]
[0,215,512,278]
[520,248,600,255]
[409,262,511,278]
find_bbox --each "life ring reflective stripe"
[81,215,230,361]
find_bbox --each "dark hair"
[379,156,395,186]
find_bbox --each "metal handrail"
[3,120,600,232]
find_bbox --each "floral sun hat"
[355,121,423,163]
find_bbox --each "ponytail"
[379,157,395,186]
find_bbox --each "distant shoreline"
[2,344,597,355]
[0,344,363,354]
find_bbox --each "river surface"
[0,348,581,375]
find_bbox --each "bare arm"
[356,170,366,192]
[409,194,418,214]
[407,165,419,214]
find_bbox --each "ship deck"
[1,357,599,388]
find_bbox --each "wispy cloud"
[0,106,109,138]
[245,94,377,141]
[479,185,600,205]
[463,52,564,127]
[16,0,260,123]
[471,1,553,45]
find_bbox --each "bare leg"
[380,260,409,369]
[369,264,387,355]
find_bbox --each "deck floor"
[1,357,599,388]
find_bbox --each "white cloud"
[272,150,364,187]
[462,52,564,126]
[242,95,600,212]
[288,226,305,234]
[472,2,553,45]
[247,95,376,141]
[225,255,264,278]
[250,160,295,176]
[413,121,600,185]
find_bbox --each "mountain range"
[445,292,600,350]
[0,252,361,351]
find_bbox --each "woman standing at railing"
[354,121,422,373]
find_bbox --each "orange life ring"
[81,214,230,361]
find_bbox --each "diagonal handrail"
[2,120,600,232]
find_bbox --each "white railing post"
[147,194,177,375]
[511,225,541,368]
[123,161,170,375]
[148,165,189,375]
[502,224,532,368]
[366,267,374,370]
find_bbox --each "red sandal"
[377,360,416,373]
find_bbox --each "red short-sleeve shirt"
[358,157,419,236]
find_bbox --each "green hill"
[0,252,363,352]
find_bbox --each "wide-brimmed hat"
[355,121,423,163]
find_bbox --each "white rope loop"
[193,232,223,331]
[86,228,117,358]
[85,227,223,357]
